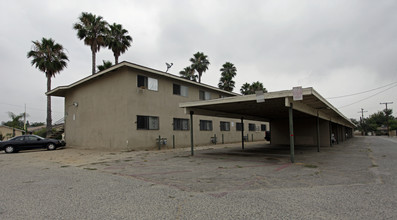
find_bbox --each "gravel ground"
[0,137,396,219]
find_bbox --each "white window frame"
[137,75,158,91]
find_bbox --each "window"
[220,121,230,131]
[137,115,159,130]
[236,122,243,131]
[173,84,188,97]
[261,124,267,131]
[173,118,189,130]
[199,90,211,100]
[12,136,24,141]
[249,123,256,131]
[200,120,213,131]
[137,75,158,91]
[27,136,38,141]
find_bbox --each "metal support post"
[317,111,320,152]
[241,117,245,150]
[289,103,295,163]
[190,111,194,156]
[329,121,333,147]
[158,135,161,150]
[173,135,175,149]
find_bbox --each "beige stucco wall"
[270,117,331,147]
[0,126,24,140]
[64,67,268,150]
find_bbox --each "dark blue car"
[0,135,65,153]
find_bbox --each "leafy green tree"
[27,38,68,137]
[240,81,268,95]
[106,23,133,64]
[179,66,197,81]
[190,52,210,83]
[218,62,237,92]
[29,122,45,127]
[74,12,108,74]
[97,60,113,71]
[358,109,397,135]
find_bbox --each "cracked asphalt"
[0,137,396,219]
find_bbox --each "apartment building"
[48,62,268,150]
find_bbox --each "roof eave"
[47,61,239,97]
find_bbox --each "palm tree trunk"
[198,72,202,83]
[92,49,96,75]
[46,75,52,137]
[115,55,118,65]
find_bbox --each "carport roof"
[180,87,355,128]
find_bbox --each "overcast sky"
[1,0,397,124]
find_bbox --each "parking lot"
[0,136,396,219]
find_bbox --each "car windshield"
[8,135,45,141]
[8,136,22,141]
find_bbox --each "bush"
[33,128,47,138]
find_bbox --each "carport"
[180,87,355,163]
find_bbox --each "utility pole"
[380,102,393,136]
[24,104,27,133]
[358,108,368,136]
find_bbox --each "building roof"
[180,87,355,128]
[0,125,25,132]
[47,61,239,97]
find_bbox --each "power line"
[0,102,63,113]
[327,81,397,99]
[338,84,397,109]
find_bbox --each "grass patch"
[371,164,378,167]
[60,165,70,168]
[367,148,373,153]
[304,164,318,168]
[236,165,243,168]
[83,167,97,170]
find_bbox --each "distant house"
[0,125,24,140]
[47,62,268,150]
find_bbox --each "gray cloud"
[1,0,396,124]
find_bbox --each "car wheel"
[47,143,56,150]
[5,146,15,153]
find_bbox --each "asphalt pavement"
[0,136,396,219]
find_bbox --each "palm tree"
[27,38,68,137]
[74,12,108,74]
[190,52,210,83]
[97,60,113,71]
[106,23,133,64]
[179,66,197,81]
[240,81,267,95]
[240,83,251,95]
[3,112,25,130]
[251,81,267,93]
[218,62,237,92]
